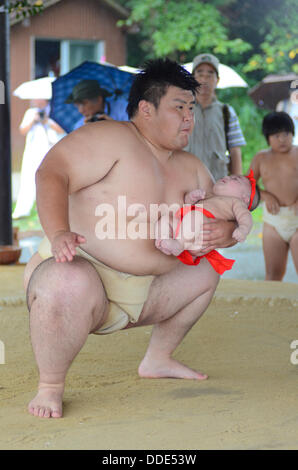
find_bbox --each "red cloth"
[174,205,235,275]
[245,169,256,210]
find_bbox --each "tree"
[8,0,44,19]
[118,0,251,66]
[119,0,297,76]
[222,0,298,75]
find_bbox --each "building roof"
[10,0,129,26]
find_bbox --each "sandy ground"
[0,265,298,450]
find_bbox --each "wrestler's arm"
[195,160,237,253]
[250,151,280,214]
[36,122,119,262]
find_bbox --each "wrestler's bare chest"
[68,147,198,274]
[71,147,196,217]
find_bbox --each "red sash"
[174,205,235,275]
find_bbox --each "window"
[34,38,105,78]
[35,39,60,78]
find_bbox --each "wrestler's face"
[151,86,195,150]
[214,175,251,204]
[268,131,293,153]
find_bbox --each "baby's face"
[213,175,251,204]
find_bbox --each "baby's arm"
[184,188,206,204]
[231,199,253,242]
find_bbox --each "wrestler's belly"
[71,223,179,276]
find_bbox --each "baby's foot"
[155,238,183,256]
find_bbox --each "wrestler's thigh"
[263,223,289,278]
[26,256,109,330]
[138,258,219,325]
[24,252,44,290]
[289,230,298,272]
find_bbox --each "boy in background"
[250,112,298,281]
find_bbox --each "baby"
[155,172,259,274]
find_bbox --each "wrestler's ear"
[138,100,154,120]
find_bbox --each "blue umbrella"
[50,61,134,133]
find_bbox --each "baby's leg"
[176,208,204,252]
[155,215,184,256]
[155,207,204,256]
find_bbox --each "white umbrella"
[13,76,56,100]
[119,62,247,88]
[183,62,248,89]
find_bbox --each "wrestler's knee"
[194,259,220,295]
[27,256,104,312]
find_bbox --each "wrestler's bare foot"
[138,357,208,380]
[28,382,64,418]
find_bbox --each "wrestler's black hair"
[249,184,261,212]
[262,111,295,144]
[126,58,199,119]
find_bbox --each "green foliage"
[217,88,267,173]
[12,202,42,232]
[118,0,251,62]
[8,0,44,20]
[242,0,298,75]
[119,0,297,77]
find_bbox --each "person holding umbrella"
[185,53,246,180]
[12,98,65,219]
[65,79,128,130]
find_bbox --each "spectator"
[276,88,298,145]
[13,99,65,219]
[65,79,129,130]
[185,53,246,180]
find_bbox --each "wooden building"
[10,0,129,175]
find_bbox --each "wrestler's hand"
[51,230,86,263]
[263,193,280,214]
[184,189,206,204]
[196,219,237,254]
